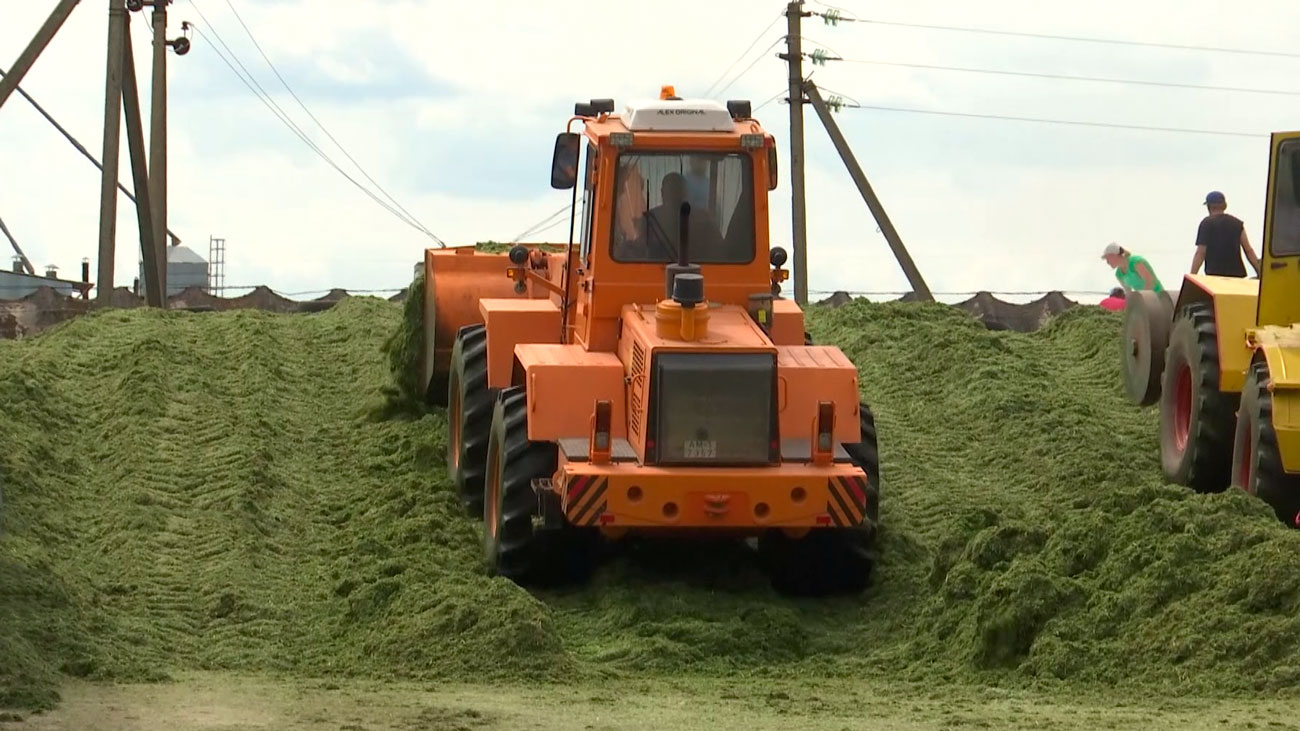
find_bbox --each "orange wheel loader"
[414,88,881,595]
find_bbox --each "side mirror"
[767,146,778,191]
[551,133,581,190]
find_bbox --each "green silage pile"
[0,301,565,710]
[380,272,427,415]
[4,296,1300,711]
[810,303,1300,691]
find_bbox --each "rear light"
[590,399,612,464]
[813,401,834,465]
[817,402,834,450]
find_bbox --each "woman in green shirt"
[1102,242,1163,292]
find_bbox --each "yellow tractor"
[1126,130,1300,524]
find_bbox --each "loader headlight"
[647,352,778,465]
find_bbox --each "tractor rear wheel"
[1160,302,1236,493]
[760,401,879,596]
[760,529,874,597]
[1231,360,1300,527]
[447,325,494,518]
[482,387,596,586]
[1122,290,1173,406]
[842,402,881,534]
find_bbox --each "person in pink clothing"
[1099,287,1126,312]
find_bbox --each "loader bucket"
[419,245,545,406]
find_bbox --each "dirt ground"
[1,673,1295,731]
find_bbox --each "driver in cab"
[614,172,726,261]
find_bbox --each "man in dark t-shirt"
[1191,190,1261,277]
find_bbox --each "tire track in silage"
[66,314,212,669]
[179,311,315,671]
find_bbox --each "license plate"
[683,440,717,459]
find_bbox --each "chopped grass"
[4,296,1300,711]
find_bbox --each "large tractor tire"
[1159,302,1236,492]
[447,325,495,518]
[760,401,879,596]
[1231,360,1300,527]
[1122,290,1173,406]
[843,402,882,534]
[482,387,597,586]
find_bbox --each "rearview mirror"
[767,146,778,191]
[551,132,581,190]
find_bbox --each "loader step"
[559,438,639,462]
[557,438,854,463]
[780,440,853,463]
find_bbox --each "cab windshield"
[610,151,755,263]
[1272,139,1300,257]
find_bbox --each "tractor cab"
[548,86,789,352]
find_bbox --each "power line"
[810,11,1300,60]
[753,88,788,113]
[220,0,443,246]
[185,6,444,245]
[519,216,569,242]
[704,12,783,98]
[510,203,571,243]
[715,38,786,99]
[0,66,182,244]
[836,57,1300,98]
[842,102,1264,138]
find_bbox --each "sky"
[2,0,1300,303]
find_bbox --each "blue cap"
[1204,190,1226,205]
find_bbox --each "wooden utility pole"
[149,1,170,298]
[4,0,184,304]
[0,0,81,111]
[97,0,129,303]
[122,18,163,307]
[781,1,811,306]
[804,81,933,301]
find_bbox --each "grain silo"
[140,241,210,296]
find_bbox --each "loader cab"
[1258,131,1300,327]
[551,90,780,352]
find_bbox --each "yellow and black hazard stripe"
[565,475,609,526]
[825,475,869,527]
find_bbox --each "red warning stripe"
[843,475,867,507]
[827,478,864,526]
[568,477,608,526]
[567,475,594,505]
